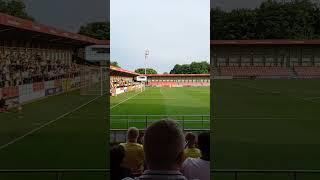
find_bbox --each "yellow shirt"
[184,147,201,158]
[120,142,144,171]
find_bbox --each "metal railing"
[2,168,320,180]
[0,169,109,180]
[110,114,210,131]
[211,169,320,180]
[110,114,210,143]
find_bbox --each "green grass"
[212,79,320,180]
[110,87,210,129]
[0,86,209,179]
[0,90,108,180]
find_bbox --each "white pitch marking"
[0,95,102,151]
[110,91,144,110]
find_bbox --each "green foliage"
[211,0,320,40]
[170,61,209,74]
[135,68,157,74]
[110,61,120,68]
[0,0,34,20]
[79,22,110,40]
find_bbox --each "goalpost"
[80,65,108,96]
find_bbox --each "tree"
[135,68,157,74]
[211,0,319,40]
[190,61,210,74]
[79,22,110,40]
[170,61,209,74]
[110,61,120,67]
[163,72,169,74]
[0,0,34,20]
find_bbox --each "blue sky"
[111,0,210,73]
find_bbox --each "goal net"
[80,65,108,96]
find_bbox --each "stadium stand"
[0,12,109,108]
[219,66,292,77]
[146,74,210,87]
[110,66,144,96]
[294,66,320,77]
[211,40,320,78]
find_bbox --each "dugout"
[211,40,320,67]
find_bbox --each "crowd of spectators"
[0,47,79,88]
[111,119,210,180]
[110,77,135,89]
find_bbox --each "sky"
[22,0,109,32]
[211,0,265,10]
[111,0,210,73]
[19,0,262,73]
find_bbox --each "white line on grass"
[133,98,176,100]
[110,91,144,110]
[0,95,102,151]
[303,97,320,100]
[235,83,320,104]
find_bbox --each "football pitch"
[213,79,320,180]
[0,90,108,180]
[0,86,209,180]
[110,87,210,130]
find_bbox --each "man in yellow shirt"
[184,132,201,158]
[120,127,144,173]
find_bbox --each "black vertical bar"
[202,115,204,129]
[182,116,185,130]
[127,115,129,129]
[56,172,62,180]
[293,172,297,180]
[235,172,238,180]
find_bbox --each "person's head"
[197,132,210,161]
[137,131,144,144]
[144,119,185,170]
[126,127,139,143]
[185,132,196,148]
[110,144,125,168]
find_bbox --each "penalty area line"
[0,95,102,151]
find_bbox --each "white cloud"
[111,0,209,73]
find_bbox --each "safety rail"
[110,114,210,143]
[0,169,109,180]
[110,114,210,130]
[211,169,320,180]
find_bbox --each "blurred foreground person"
[124,119,187,180]
[181,132,210,180]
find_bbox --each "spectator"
[137,131,144,145]
[184,132,201,158]
[111,144,133,180]
[120,127,144,173]
[181,132,210,180]
[0,94,8,112]
[125,119,187,180]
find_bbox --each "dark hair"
[110,144,125,167]
[185,132,196,148]
[198,132,210,160]
[144,119,185,168]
